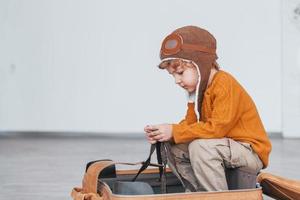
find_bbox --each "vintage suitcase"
[257,172,300,200]
[71,160,264,200]
[71,143,264,200]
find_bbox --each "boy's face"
[163,59,199,93]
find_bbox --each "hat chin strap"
[194,64,201,122]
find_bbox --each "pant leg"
[188,138,263,191]
[168,143,199,192]
[227,139,263,172]
[188,138,229,191]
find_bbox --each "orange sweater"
[172,71,272,168]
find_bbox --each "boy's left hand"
[145,124,173,142]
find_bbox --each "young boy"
[144,26,272,192]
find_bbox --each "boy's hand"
[144,124,173,143]
[144,125,158,144]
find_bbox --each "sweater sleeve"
[178,102,197,126]
[172,78,241,144]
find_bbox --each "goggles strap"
[182,43,216,54]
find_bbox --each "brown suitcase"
[71,160,263,200]
[257,172,300,200]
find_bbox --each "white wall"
[282,0,300,137]
[0,0,282,135]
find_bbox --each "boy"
[144,26,272,192]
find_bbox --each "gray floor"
[0,135,299,200]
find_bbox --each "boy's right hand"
[144,125,158,144]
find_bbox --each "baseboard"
[0,131,283,139]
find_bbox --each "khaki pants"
[168,138,263,191]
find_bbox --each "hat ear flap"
[195,60,212,120]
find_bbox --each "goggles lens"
[165,39,179,49]
[161,34,182,55]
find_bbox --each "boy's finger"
[146,125,159,131]
[147,137,157,144]
[144,127,152,133]
[144,126,152,132]
[153,134,164,140]
[150,130,160,137]
[149,140,157,144]
[158,138,169,142]
[146,135,155,141]
[151,125,159,130]
[146,131,157,137]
